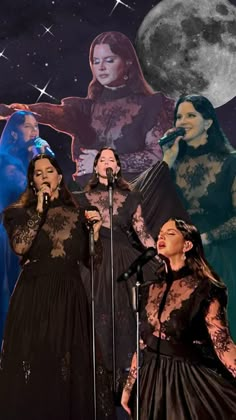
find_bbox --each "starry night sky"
[0,0,235,177]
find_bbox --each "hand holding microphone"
[85,205,102,242]
[36,182,51,213]
[158,127,186,148]
[160,127,186,169]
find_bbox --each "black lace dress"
[126,267,236,420]
[74,184,158,395]
[171,144,236,339]
[61,87,174,185]
[0,199,106,420]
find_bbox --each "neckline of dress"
[99,85,133,101]
[170,265,192,280]
[178,140,213,158]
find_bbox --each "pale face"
[92,44,126,87]
[33,158,62,197]
[95,149,120,183]
[175,102,212,146]
[12,115,39,144]
[157,220,187,261]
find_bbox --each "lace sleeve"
[119,93,174,173]
[206,177,236,242]
[205,293,236,378]
[3,207,45,256]
[132,204,156,248]
[119,142,163,173]
[123,352,137,394]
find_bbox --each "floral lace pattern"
[83,188,155,249]
[123,270,236,397]
[173,152,236,241]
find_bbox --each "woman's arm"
[121,352,137,416]
[3,208,45,256]
[118,93,174,173]
[119,137,163,174]
[0,104,15,120]
[132,204,156,249]
[205,296,236,377]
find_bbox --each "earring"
[123,75,128,81]
[57,184,61,191]
[95,171,99,178]
[30,181,37,195]
[181,252,186,261]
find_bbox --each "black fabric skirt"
[137,338,236,420]
[0,258,95,420]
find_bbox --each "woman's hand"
[76,149,98,177]
[36,183,52,214]
[121,389,132,417]
[85,210,102,241]
[162,128,184,168]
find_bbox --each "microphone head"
[106,167,113,177]
[175,127,186,137]
[158,127,186,147]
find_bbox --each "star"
[0,48,9,60]
[109,0,134,16]
[41,24,55,37]
[29,79,57,102]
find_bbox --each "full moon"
[136,0,236,107]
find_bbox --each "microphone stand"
[132,265,143,420]
[107,176,116,394]
[88,222,97,420]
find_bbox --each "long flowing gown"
[0,199,110,420]
[171,143,236,339]
[75,184,158,396]
[128,267,236,419]
[74,181,189,398]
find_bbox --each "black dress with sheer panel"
[0,198,113,420]
[127,266,236,420]
[171,144,236,339]
[74,184,158,396]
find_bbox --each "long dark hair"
[84,147,131,191]
[87,31,153,100]
[170,218,225,288]
[0,110,37,154]
[174,95,233,155]
[8,154,77,209]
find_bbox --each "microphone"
[32,137,55,157]
[42,182,50,208]
[158,127,186,148]
[117,247,163,282]
[106,167,114,186]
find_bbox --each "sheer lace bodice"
[3,200,90,265]
[63,89,174,176]
[172,148,236,242]
[75,184,155,249]
[141,268,236,377]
